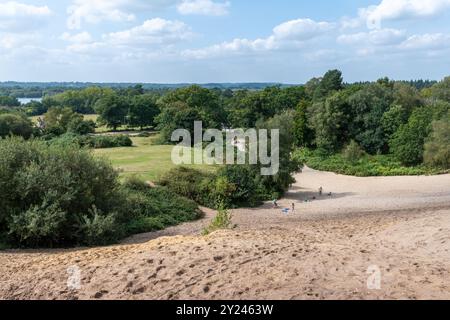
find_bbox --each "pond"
[18,97,43,105]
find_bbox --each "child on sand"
[319,186,323,196]
[291,203,295,214]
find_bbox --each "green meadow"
[94,136,218,182]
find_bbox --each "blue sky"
[0,0,450,83]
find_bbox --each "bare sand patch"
[1,168,449,300]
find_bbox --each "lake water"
[18,97,43,105]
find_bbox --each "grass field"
[94,136,218,182]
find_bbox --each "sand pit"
[1,167,449,300]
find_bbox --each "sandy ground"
[1,167,450,300]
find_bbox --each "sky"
[0,0,450,83]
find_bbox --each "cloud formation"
[177,0,230,16]
[183,18,333,58]
[0,1,52,32]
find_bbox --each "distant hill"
[0,82,297,98]
[0,82,295,90]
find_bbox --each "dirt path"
[1,167,449,300]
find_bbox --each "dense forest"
[0,70,449,248]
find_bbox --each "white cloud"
[177,0,230,16]
[103,18,193,46]
[61,32,93,44]
[66,0,180,30]
[400,33,450,50]
[0,1,52,32]
[363,0,450,29]
[338,28,406,46]
[183,18,333,59]
[273,19,333,41]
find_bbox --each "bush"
[424,118,450,169]
[299,148,447,177]
[0,137,122,247]
[0,138,201,248]
[0,113,33,139]
[120,178,202,235]
[50,133,133,149]
[158,166,267,209]
[202,207,234,235]
[342,140,365,164]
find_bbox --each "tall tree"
[94,93,129,131]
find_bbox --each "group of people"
[273,186,331,214]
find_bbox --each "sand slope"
[1,167,449,300]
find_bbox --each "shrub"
[299,148,447,177]
[0,138,201,248]
[390,107,433,166]
[120,178,202,235]
[0,137,122,247]
[342,140,365,164]
[50,133,133,149]
[424,118,450,169]
[158,166,266,209]
[0,113,33,139]
[202,206,234,235]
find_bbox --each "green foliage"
[120,178,201,235]
[390,107,433,166]
[43,107,88,136]
[0,138,200,248]
[0,96,20,107]
[429,77,450,102]
[308,89,353,153]
[300,148,447,177]
[293,100,314,147]
[94,93,129,131]
[0,137,122,247]
[424,117,450,169]
[392,82,424,112]
[128,94,159,129]
[313,69,343,100]
[51,133,133,149]
[347,83,393,154]
[156,85,229,143]
[225,86,306,129]
[44,87,113,114]
[342,140,366,164]
[202,206,233,236]
[0,113,33,139]
[67,117,96,135]
[381,105,409,138]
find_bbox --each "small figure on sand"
[272,199,278,208]
[291,202,295,214]
[319,186,323,196]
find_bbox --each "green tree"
[424,117,450,169]
[159,85,225,129]
[390,107,433,166]
[128,94,159,130]
[348,83,393,154]
[293,100,314,147]
[0,113,33,139]
[381,105,409,140]
[0,96,20,107]
[94,93,129,131]
[429,76,450,102]
[44,107,81,135]
[308,90,352,153]
[313,69,343,101]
